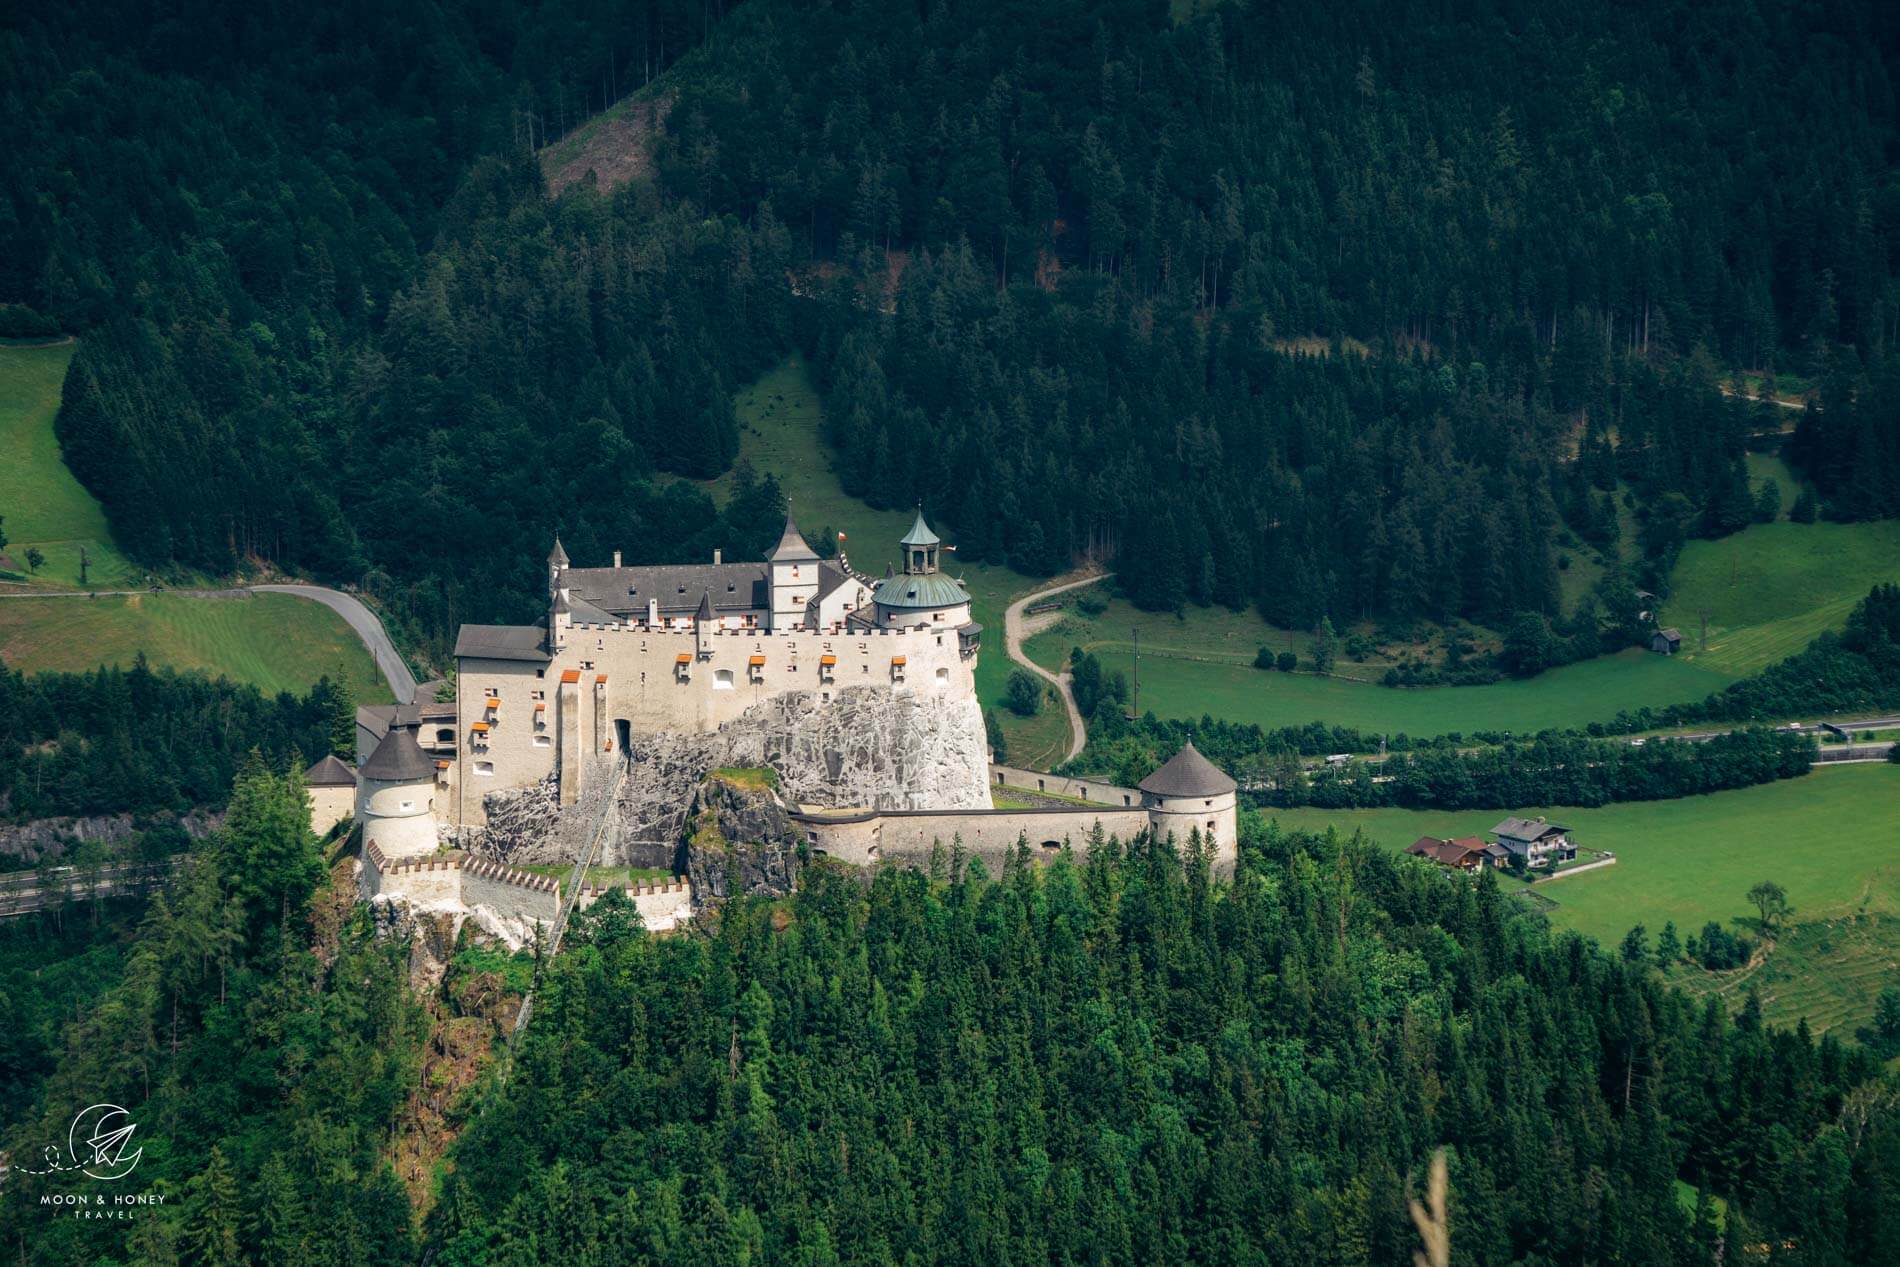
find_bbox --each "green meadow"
[1054,639,1734,737]
[1262,763,1900,1034]
[0,591,390,702]
[0,339,136,588]
[1660,518,1900,677]
[711,357,1074,767]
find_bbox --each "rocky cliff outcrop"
[0,808,222,867]
[456,684,991,870]
[681,772,802,900]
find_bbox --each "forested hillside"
[6,0,1897,652]
[432,832,1900,1262]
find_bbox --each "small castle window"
[534,735,551,747]
[713,670,734,690]
[935,667,948,684]
[474,761,494,776]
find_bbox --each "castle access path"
[0,582,416,705]
[1003,571,1113,765]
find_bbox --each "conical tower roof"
[1138,742,1236,796]
[900,509,941,547]
[359,719,433,784]
[304,754,358,787]
[696,589,713,621]
[548,535,569,567]
[767,513,819,562]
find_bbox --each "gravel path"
[1002,572,1112,765]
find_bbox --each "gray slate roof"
[564,562,769,616]
[1656,627,1682,640]
[767,514,820,563]
[304,754,357,787]
[548,536,569,567]
[1492,816,1570,841]
[1138,742,1236,796]
[359,720,433,783]
[455,623,551,662]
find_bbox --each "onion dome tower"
[355,717,439,861]
[871,510,972,629]
[1138,741,1238,863]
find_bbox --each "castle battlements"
[362,840,557,895]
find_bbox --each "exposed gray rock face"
[683,775,802,900]
[0,809,222,868]
[453,684,991,872]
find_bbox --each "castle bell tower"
[873,509,972,631]
[766,513,820,630]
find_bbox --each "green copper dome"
[899,510,941,548]
[872,572,970,610]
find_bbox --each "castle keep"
[353,512,1237,942]
[446,511,980,828]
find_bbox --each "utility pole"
[1131,626,1140,719]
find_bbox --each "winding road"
[251,583,417,703]
[1002,572,1112,765]
[0,582,416,704]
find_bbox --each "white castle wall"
[454,621,976,828]
[990,764,1141,807]
[308,783,355,836]
[574,878,695,932]
[797,807,1154,870]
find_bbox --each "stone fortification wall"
[461,859,560,928]
[360,840,562,946]
[990,764,1140,807]
[456,620,977,828]
[574,878,694,931]
[797,806,1153,870]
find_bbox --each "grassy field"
[1263,764,1899,943]
[1262,764,1900,1033]
[708,357,1074,766]
[1063,642,1733,737]
[1660,519,1900,677]
[0,592,391,701]
[0,340,137,589]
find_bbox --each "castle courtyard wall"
[797,806,1153,871]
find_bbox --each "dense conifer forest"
[8,805,1900,1263]
[6,0,1897,648]
[0,657,348,826]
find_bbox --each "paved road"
[1002,572,1112,765]
[0,859,182,919]
[0,582,416,704]
[251,584,416,703]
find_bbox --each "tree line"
[0,656,349,828]
[5,0,1896,659]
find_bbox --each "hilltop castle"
[445,510,981,826]
[350,513,1236,944]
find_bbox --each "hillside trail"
[1003,571,1113,765]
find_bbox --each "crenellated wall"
[359,840,563,928]
[574,877,695,931]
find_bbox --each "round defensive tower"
[871,510,973,631]
[355,717,439,861]
[1139,741,1238,868]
